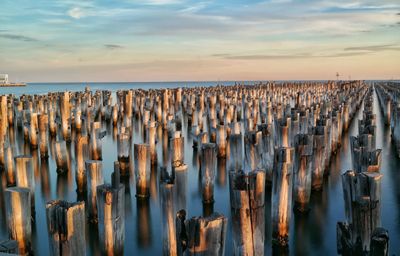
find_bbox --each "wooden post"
[200,143,217,203]
[86,160,104,222]
[89,122,104,160]
[75,135,89,194]
[244,131,262,172]
[160,171,178,255]
[55,141,69,174]
[216,124,227,158]
[370,228,389,256]
[174,164,188,213]
[97,183,125,256]
[227,133,243,172]
[272,147,294,246]
[117,131,131,174]
[258,124,274,182]
[29,112,39,149]
[5,145,16,187]
[14,155,35,215]
[38,113,49,158]
[176,211,227,256]
[46,200,86,256]
[311,126,326,190]
[293,134,313,212]
[134,144,151,198]
[171,133,184,168]
[230,170,265,256]
[5,187,32,255]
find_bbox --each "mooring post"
[46,200,86,256]
[14,155,35,216]
[86,160,104,222]
[134,143,151,198]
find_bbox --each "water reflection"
[136,199,152,248]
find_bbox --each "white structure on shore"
[0,74,9,84]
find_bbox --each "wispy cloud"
[344,44,400,52]
[104,44,124,49]
[0,33,38,42]
[67,7,86,19]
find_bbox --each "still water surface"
[0,82,399,255]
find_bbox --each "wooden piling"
[200,143,217,203]
[271,147,294,246]
[46,200,86,256]
[97,183,125,255]
[5,187,32,255]
[134,143,151,198]
[86,160,104,221]
[14,155,35,215]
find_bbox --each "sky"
[0,0,399,82]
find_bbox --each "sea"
[0,81,399,255]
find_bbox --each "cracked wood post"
[171,132,184,168]
[38,113,49,158]
[134,143,151,198]
[5,144,15,187]
[311,126,326,190]
[370,228,389,256]
[258,123,274,182]
[49,107,57,136]
[86,160,104,222]
[200,143,217,204]
[15,155,35,216]
[89,122,104,160]
[244,130,262,172]
[5,187,32,255]
[227,133,243,173]
[174,163,188,213]
[230,170,265,256]
[117,131,131,176]
[178,212,227,256]
[272,147,294,247]
[160,170,178,255]
[55,141,69,174]
[75,135,89,194]
[293,134,313,212]
[216,124,227,158]
[146,122,157,165]
[46,200,86,256]
[274,117,291,148]
[28,112,39,149]
[60,91,72,142]
[97,182,125,256]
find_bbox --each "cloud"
[67,7,86,19]
[344,44,400,52]
[213,51,373,60]
[104,44,124,49]
[144,0,182,5]
[0,34,38,42]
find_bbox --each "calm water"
[0,82,399,255]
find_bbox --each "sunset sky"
[1,0,399,82]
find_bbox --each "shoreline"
[0,83,26,87]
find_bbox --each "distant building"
[0,74,9,84]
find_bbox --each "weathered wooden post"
[117,131,131,176]
[170,132,184,168]
[272,147,294,246]
[146,122,157,165]
[293,134,313,212]
[176,211,227,256]
[216,124,227,158]
[311,126,326,190]
[200,143,217,204]
[227,133,243,172]
[230,170,265,255]
[75,135,89,195]
[160,170,178,255]
[5,145,15,186]
[49,107,57,136]
[5,187,32,255]
[38,113,49,158]
[46,200,86,256]
[134,144,151,198]
[14,155,35,215]
[244,131,262,172]
[60,91,72,142]
[55,141,69,174]
[89,122,105,160]
[274,117,291,147]
[97,182,125,255]
[258,123,274,182]
[86,160,104,222]
[370,228,389,256]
